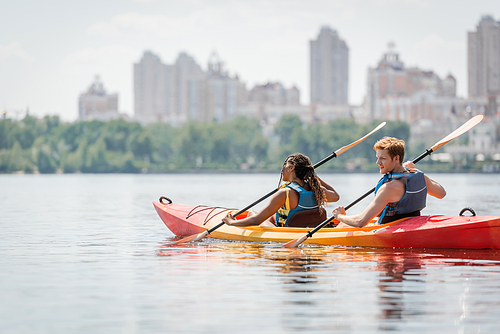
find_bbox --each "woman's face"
[282,159,295,181]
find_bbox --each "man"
[332,137,446,228]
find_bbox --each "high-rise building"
[203,52,247,122]
[78,76,119,121]
[134,50,247,124]
[134,51,171,123]
[468,15,500,115]
[134,51,204,124]
[173,52,205,124]
[310,26,349,105]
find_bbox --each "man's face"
[376,149,399,174]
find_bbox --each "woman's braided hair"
[279,153,327,213]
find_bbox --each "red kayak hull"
[153,201,500,249]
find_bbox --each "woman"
[222,153,340,227]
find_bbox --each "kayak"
[153,200,500,249]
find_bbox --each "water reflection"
[375,250,425,331]
[158,239,500,332]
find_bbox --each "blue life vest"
[275,182,319,227]
[374,171,427,224]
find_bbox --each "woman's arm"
[222,189,287,227]
[318,177,340,202]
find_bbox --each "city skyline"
[1,0,498,121]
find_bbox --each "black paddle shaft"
[303,148,435,239]
[205,152,338,234]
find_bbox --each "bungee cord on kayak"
[186,205,236,225]
[161,197,236,225]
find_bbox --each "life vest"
[374,170,427,224]
[275,182,319,227]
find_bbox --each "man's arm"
[332,180,405,228]
[424,175,446,199]
[403,161,446,199]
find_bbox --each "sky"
[1,0,498,122]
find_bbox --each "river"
[1,173,500,333]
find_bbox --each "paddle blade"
[334,121,386,156]
[431,115,483,152]
[169,231,209,245]
[282,234,308,248]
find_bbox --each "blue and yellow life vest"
[275,182,319,227]
[375,170,427,224]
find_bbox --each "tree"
[179,122,211,167]
[37,145,57,173]
[14,126,36,149]
[274,114,303,145]
[210,131,231,164]
[0,119,16,149]
[145,123,177,162]
[130,132,153,160]
[81,139,110,173]
[250,134,269,163]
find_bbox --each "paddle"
[282,114,484,248]
[169,121,387,245]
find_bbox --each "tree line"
[0,114,412,173]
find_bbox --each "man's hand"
[332,206,346,219]
[403,161,417,171]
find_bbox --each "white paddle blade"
[282,235,308,248]
[169,231,209,245]
[335,122,386,156]
[431,115,483,152]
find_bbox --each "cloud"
[342,8,357,20]
[60,45,141,113]
[371,0,429,7]
[0,42,35,62]
[414,34,464,51]
[86,12,213,39]
[61,45,138,72]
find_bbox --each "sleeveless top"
[275,182,319,227]
[374,170,427,224]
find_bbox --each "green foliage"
[0,113,447,173]
[81,138,110,173]
[37,145,57,173]
[274,114,303,146]
[14,125,36,149]
[0,119,17,149]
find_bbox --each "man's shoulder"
[377,178,405,201]
[385,178,406,190]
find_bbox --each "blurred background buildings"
[70,16,500,165]
[310,26,349,106]
[78,76,119,122]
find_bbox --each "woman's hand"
[222,213,237,226]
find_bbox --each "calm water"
[1,173,500,333]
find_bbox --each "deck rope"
[186,205,236,225]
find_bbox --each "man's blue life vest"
[374,171,427,224]
[275,182,319,227]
